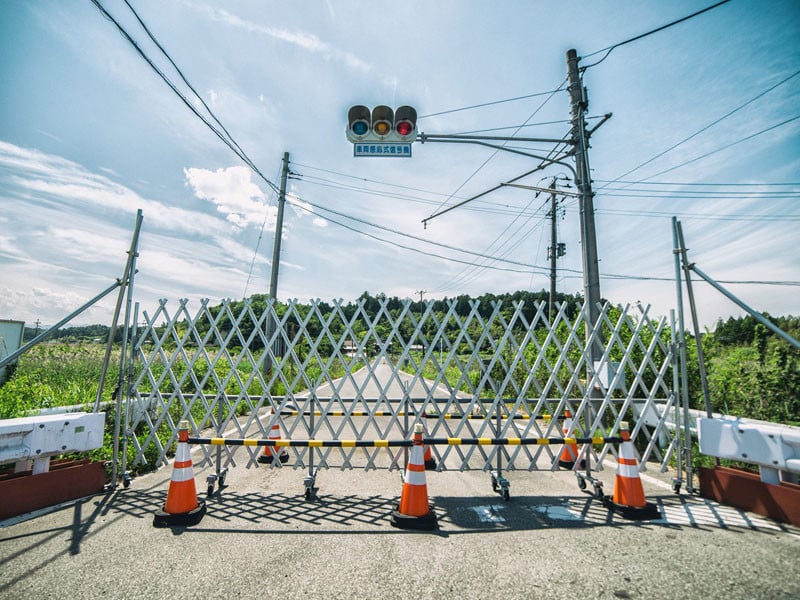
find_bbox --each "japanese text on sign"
[353,143,412,158]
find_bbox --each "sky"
[0,0,798,330]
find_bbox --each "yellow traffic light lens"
[374,121,390,135]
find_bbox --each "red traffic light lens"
[396,121,413,136]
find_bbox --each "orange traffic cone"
[421,420,437,470]
[604,422,660,520]
[558,410,585,469]
[258,410,289,465]
[153,420,206,527]
[423,444,437,471]
[391,424,438,530]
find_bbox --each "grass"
[0,342,120,419]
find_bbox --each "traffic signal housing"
[346,105,418,143]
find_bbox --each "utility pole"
[567,49,603,364]
[264,152,290,377]
[269,151,290,302]
[547,178,563,321]
[416,290,426,302]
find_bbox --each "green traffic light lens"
[352,121,368,135]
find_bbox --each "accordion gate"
[125,298,679,475]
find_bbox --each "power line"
[418,88,566,119]
[90,0,279,194]
[595,208,800,222]
[582,0,733,68]
[291,194,569,274]
[640,114,800,180]
[602,69,800,187]
[286,198,553,276]
[594,179,800,188]
[424,78,568,220]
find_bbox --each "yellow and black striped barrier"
[275,410,551,421]
[188,435,621,448]
[278,410,413,417]
[422,413,551,421]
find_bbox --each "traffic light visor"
[394,105,417,139]
[348,105,371,140]
[371,105,394,137]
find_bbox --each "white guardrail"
[0,412,105,474]
[636,403,800,485]
[698,417,800,485]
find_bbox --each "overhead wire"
[291,194,569,274]
[581,0,733,69]
[243,161,283,297]
[424,82,570,293]
[90,0,280,194]
[600,69,800,188]
[418,88,567,119]
[634,114,800,181]
[285,197,555,276]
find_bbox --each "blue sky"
[1,0,798,328]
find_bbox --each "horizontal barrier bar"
[423,413,552,421]
[278,411,415,417]
[187,436,622,448]
[274,411,551,420]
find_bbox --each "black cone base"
[153,500,206,528]
[258,452,289,465]
[603,496,661,520]
[424,458,437,471]
[558,458,586,470]
[390,504,438,531]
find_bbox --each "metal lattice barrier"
[124,298,677,478]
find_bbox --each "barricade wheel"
[593,483,604,500]
[502,488,510,501]
[577,476,587,490]
[207,484,214,497]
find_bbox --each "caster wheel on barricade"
[672,479,681,494]
[123,475,131,489]
[592,481,604,500]
[502,487,510,501]
[577,474,587,491]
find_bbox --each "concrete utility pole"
[566,49,603,363]
[269,151,290,301]
[264,152,290,377]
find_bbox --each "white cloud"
[184,165,273,228]
[0,142,228,238]
[182,1,370,72]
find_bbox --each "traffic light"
[394,106,417,141]
[347,105,371,140]
[346,105,418,143]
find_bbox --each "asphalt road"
[2,454,799,600]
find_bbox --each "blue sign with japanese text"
[353,143,412,157]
